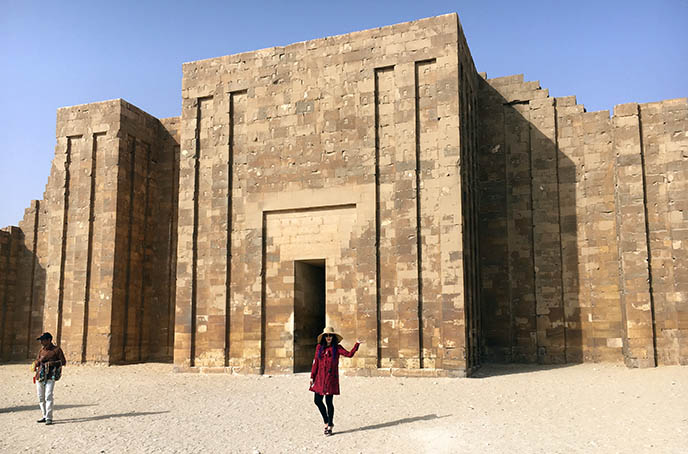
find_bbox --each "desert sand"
[1,362,686,453]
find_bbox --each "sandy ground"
[1,362,686,454]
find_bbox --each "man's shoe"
[45,419,53,425]
[36,418,46,423]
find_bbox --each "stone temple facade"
[1,14,686,375]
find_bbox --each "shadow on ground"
[0,404,96,414]
[334,414,449,435]
[52,410,169,424]
[471,363,578,378]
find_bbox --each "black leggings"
[313,393,334,425]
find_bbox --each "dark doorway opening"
[293,259,326,372]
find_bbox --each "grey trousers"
[36,379,55,420]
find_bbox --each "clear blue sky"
[1,0,686,228]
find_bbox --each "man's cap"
[36,332,53,341]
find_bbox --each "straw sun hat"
[317,326,343,344]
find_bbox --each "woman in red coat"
[309,326,362,436]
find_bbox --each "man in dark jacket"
[34,332,66,425]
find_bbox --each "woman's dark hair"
[317,335,339,361]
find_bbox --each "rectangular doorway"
[293,259,326,372]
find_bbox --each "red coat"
[309,342,360,395]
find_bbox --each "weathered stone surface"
[478,73,688,367]
[174,13,473,375]
[1,100,178,364]
[1,13,686,372]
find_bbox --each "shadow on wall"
[0,225,47,362]
[477,76,583,367]
[1,108,180,366]
[108,115,179,366]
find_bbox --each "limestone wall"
[174,13,475,375]
[458,34,481,372]
[109,103,179,363]
[637,99,688,365]
[1,100,179,364]
[39,101,122,362]
[1,13,684,372]
[478,73,688,366]
[0,200,46,361]
[0,226,20,360]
